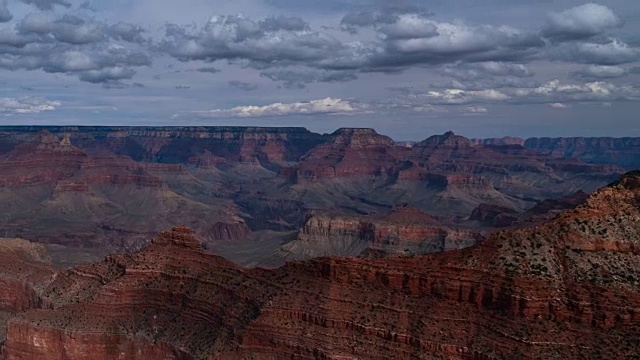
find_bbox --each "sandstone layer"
[0,126,629,265]
[3,172,640,359]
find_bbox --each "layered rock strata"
[3,173,640,358]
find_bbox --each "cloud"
[544,3,621,41]
[19,0,71,11]
[0,96,61,114]
[399,79,639,108]
[436,62,536,90]
[572,39,638,65]
[0,10,151,86]
[159,12,545,86]
[19,13,104,45]
[188,97,359,118]
[424,88,510,105]
[259,16,309,32]
[339,10,397,34]
[259,67,357,88]
[465,106,488,113]
[175,84,191,89]
[17,13,146,45]
[228,80,258,91]
[570,65,627,79]
[160,14,336,64]
[0,36,151,84]
[196,66,221,73]
[356,13,545,68]
[0,0,12,23]
[107,22,146,43]
[79,66,136,83]
[511,79,639,104]
[549,102,568,109]
[79,1,95,11]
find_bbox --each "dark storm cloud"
[228,80,258,91]
[0,0,12,23]
[19,0,71,11]
[543,3,622,41]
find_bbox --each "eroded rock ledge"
[3,172,640,359]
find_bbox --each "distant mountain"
[473,135,640,170]
[0,127,628,265]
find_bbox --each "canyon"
[1,171,640,359]
[0,126,633,267]
[472,136,640,170]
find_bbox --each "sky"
[0,0,639,140]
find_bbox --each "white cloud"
[465,106,488,113]
[549,103,568,109]
[513,79,636,102]
[402,78,638,109]
[188,97,359,118]
[545,3,621,40]
[424,88,509,104]
[0,97,61,114]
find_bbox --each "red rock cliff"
[5,173,640,359]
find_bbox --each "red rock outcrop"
[283,206,482,259]
[0,238,55,356]
[0,239,53,312]
[3,173,640,359]
[293,128,406,181]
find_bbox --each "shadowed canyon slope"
[472,136,640,170]
[1,172,640,359]
[0,126,631,265]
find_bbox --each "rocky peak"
[382,204,440,225]
[609,171,640,191]
[417,131,472,148]
[329,128,395,147]
[151,227,202,250]
[27,130,84,154]
[4,130,86,161]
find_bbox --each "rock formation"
[284,206,481,259]
[468,136,640,170]
[3,172,640,358]
[0,126,629,263]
